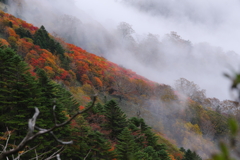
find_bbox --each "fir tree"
[33,25,49,49]
[0,48,76,158]
[116,127,138,160]
[155,144,171,160]
[15,27,32,39]
[64,117,115,160]
[88,131,116,159]
[0,47,41,139]
[104,100,127,139]
[34,68,78,155]
[33,25,69,70]
[181,147,202,160]
[142,146,159,159]
[92,102,105,114]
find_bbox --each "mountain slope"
[0,8,239,159]
[0,10,188,159]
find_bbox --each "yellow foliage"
[184,122,202,136]
[44,66,55,78]
[70,87,91,105]
[68,70,76,81]
[169,155,176,160]
[81,84,95,96]
[8,36,17,45]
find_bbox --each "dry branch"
[0,96,97,160]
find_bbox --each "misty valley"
[0,0,240,159]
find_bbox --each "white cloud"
[8,0,240,100]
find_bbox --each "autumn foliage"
[0,10,158,103]
[1,10,230,159]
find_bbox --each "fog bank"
[8,0,240,101]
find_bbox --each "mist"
[7,1,240,96]
[7,0,240,157]
[8,0,240,101]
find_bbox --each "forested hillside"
[0,10,185,160]
[0,3,240,160]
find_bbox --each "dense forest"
[0,1,240,160]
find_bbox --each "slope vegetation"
[0,10,239,159]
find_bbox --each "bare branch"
[3,129,11,152]
[29,146,59,160]
[50,131,73,145]
[53,105,57,125]
[56,154,61,160]
[28,108,40,135]
[13,145,39,160]
[0,96,97,160]
[83,149,92,160]
[34,149,38,160]
[45,146,65,160]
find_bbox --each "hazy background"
[7,0,240,157]
[8,0,240,100]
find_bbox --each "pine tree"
[116,127,138,160]
[15,27,32,39]
[88,131,116,159]
[92,102,105,114]
[64,116,115,160]
[33,25,49,49]
[104,100,127,139]
[144,128,158,148]
[181,148,202,160]
[0,48,77,158]
[128,119,146,150]
[34,68,79,155]
[142,146,159,159]
[33,25,69,70]
[155,144,171,160]
[0,47,41,140]
[33,25,65,56]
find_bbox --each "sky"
[76,0,240,53]
[8,0,240,100]
[73,0,240,100]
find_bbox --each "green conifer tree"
[104,100,127,139]
[15,27,32,39]
[155,144,171,160]
[34,68,78,155]
[181,147,202,160]
[116,127,138,160]
[0,48,41,140]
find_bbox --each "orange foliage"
[0,10,159,101]
[17,38,34,57]
[79,106,85,111]
[173,152,183,160]
[0,38,9,47]
[5,27,18,38]
[83,96,91,101]
[44,66,53,71]
[81,74,91,85]
[93,77,103,88]
[44,66,55,78]
[108,146,115,152]
[169,155,176,160]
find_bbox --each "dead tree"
[0,96,97,160]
